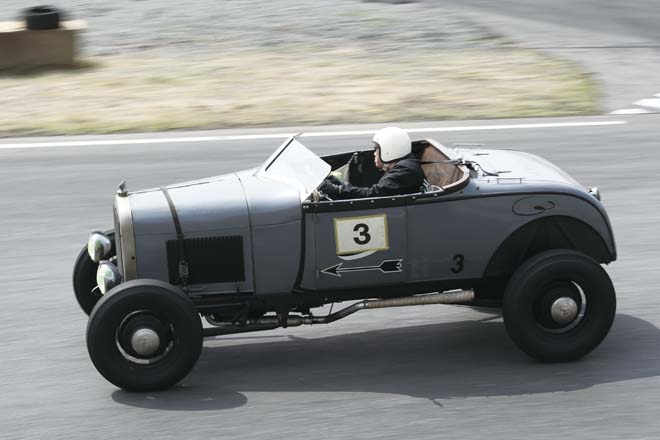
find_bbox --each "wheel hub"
[117,311,172,362]
[131,328,161,357]
[550,297,579,325]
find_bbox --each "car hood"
[128,173,250,236]
[127,170,302,237]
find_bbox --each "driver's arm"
[320,160,422,200]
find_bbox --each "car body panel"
[237,170,303,226]
[301,206,407,290]
[406,192,614,282]
[126,170,307,295]
[129,174,256,294]
[104,137,615,303]
[457,148,582,186]
[251,220,302,294]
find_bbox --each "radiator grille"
[113,205,123,276]
[166,235,245,285]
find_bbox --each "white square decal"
[334,214,389,255]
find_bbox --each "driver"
[318,127,424,199]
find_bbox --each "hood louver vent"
[166,236,245,285]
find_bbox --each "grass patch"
[0,48,598,136]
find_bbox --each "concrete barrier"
[0,20,86,70]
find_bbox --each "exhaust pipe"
[203,289,474,337]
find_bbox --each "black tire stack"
[24,6,61,30]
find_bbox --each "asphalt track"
[428,0,660,111]
[430,0,660,42]
[1,115,660,439]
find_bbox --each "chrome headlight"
[87,231,113,263]
[96,261,122,294]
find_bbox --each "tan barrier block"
[0,20,86,70]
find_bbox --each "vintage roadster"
[74,135,617,391]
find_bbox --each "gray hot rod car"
[74,135,616,391]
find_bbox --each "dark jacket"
[321,154,425,200]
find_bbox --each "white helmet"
[372,127,411,163]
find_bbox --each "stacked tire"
[24,6,61,30]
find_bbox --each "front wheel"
[87,279,203,391]
[503,250,616,362]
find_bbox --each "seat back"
[414,141,465,188]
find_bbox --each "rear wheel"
[503,250,616,362]
[86,279,203,391]
[73,231,114,315]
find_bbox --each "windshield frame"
[256,135,331,201]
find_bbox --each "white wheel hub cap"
[131,328,160,357]
[551,297,579,325]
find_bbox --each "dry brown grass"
[0,48,598,136]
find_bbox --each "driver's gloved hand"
[326,174,342,185]
[319,179,341,198]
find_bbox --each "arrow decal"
[322,259,403,277]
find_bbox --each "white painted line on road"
[612,92,660,115]
[0,120,627,150]
[304,121,627,136]
[610,108,652,115]
[634,98,660,109]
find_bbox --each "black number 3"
[451,254,464,273]
[353,223,371,245]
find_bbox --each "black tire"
[87,279,203,391]
[24,6,61,30]
[72,231,115,316]
[503,249,616,362]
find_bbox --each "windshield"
[257,137,331,201]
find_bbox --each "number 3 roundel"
[334,214,389,255]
